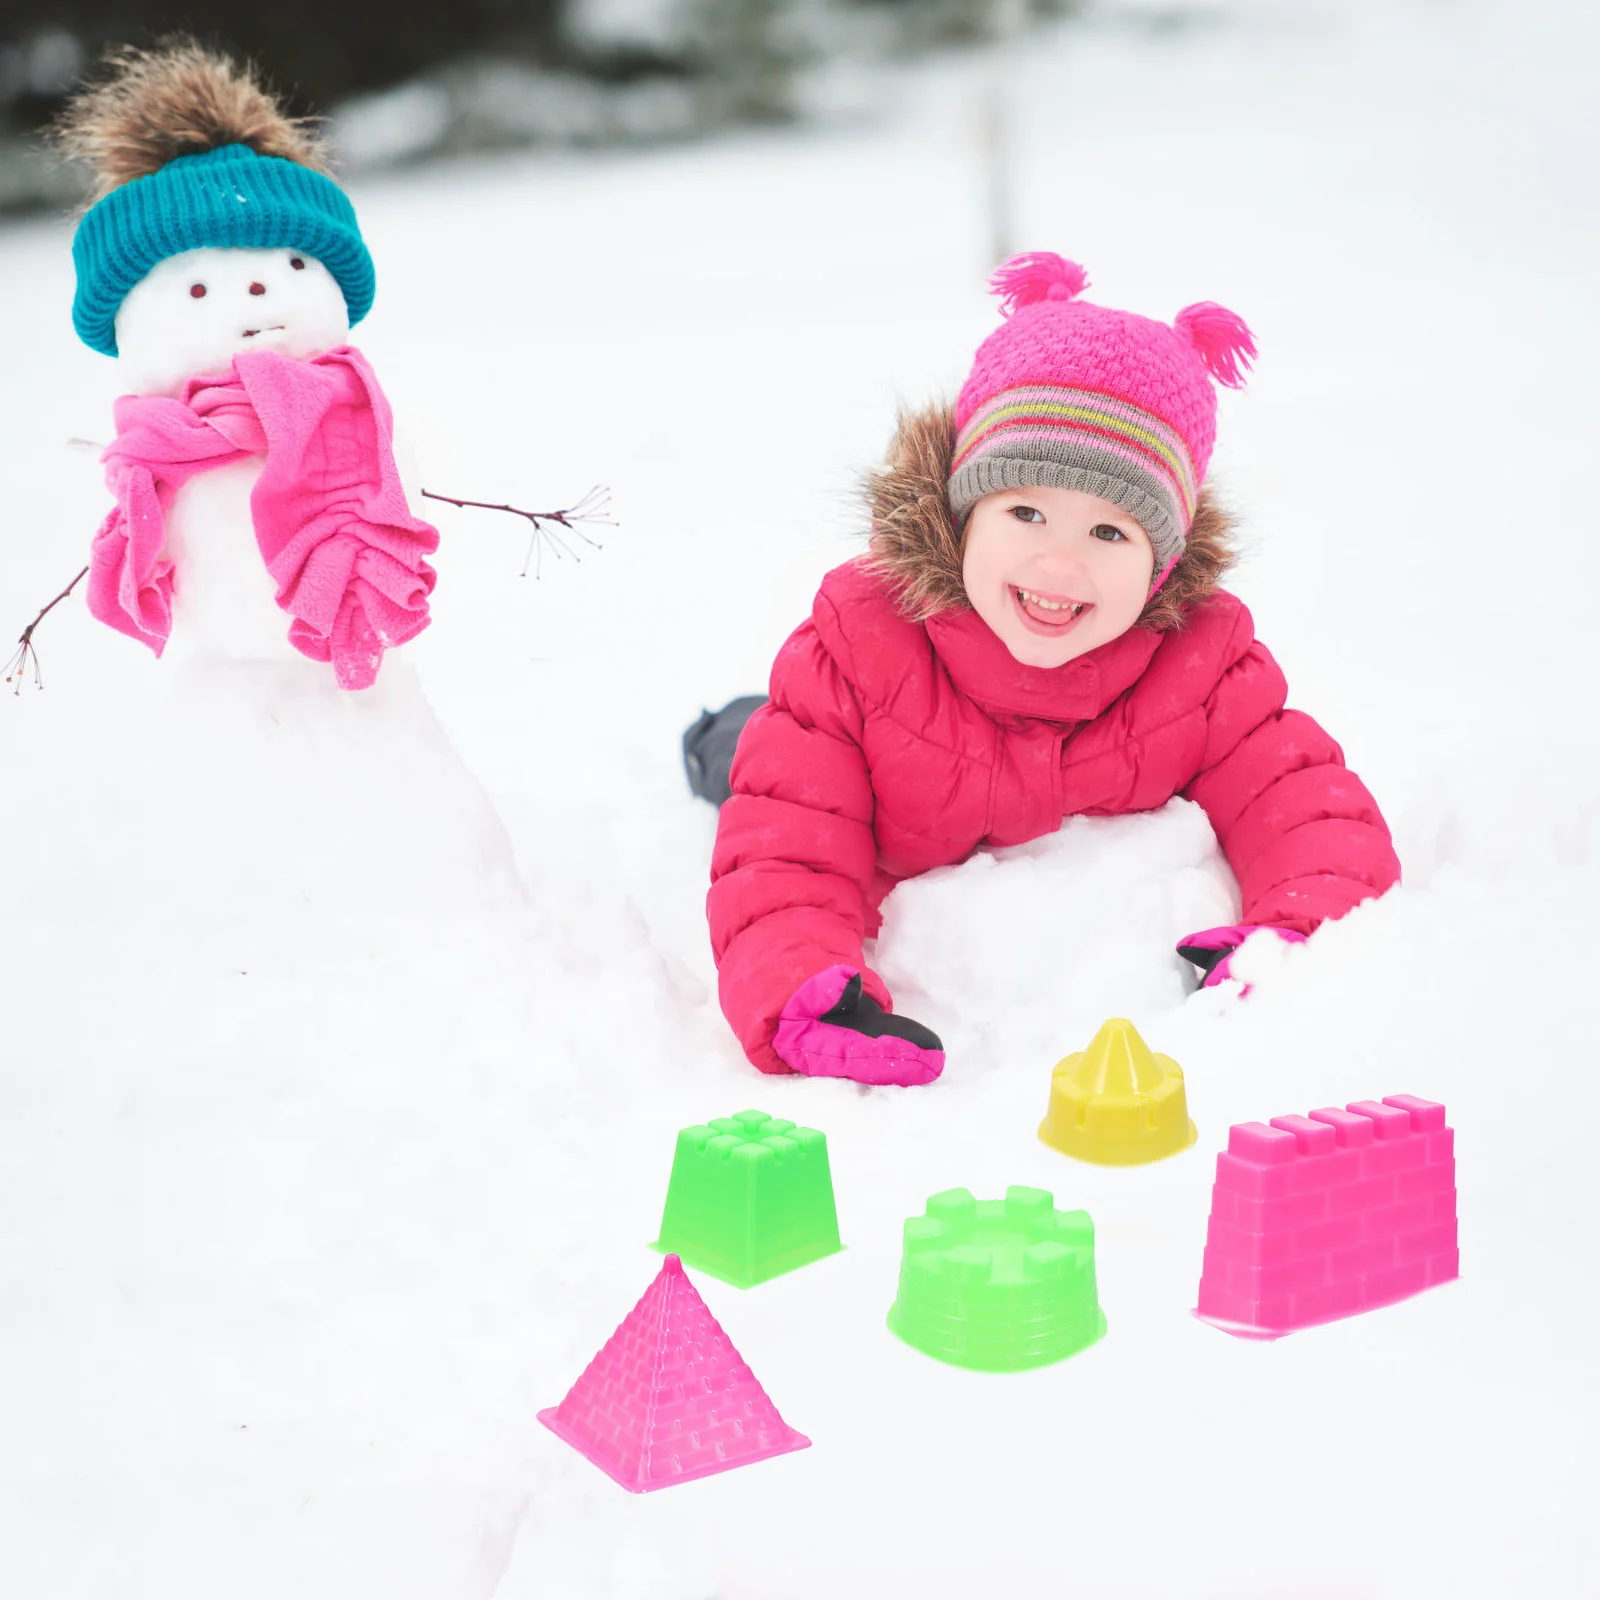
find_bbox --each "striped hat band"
[947,385,1200,570]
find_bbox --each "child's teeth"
[1019,588,1083,615]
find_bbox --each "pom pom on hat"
[988,251,1090,315]
[1172,301,1256,389]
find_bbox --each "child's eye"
[1091,523,1126,542]
[1009,505,1044,524]
[289,256,305,270]
[189,283,207,299]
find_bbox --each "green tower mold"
[651,1110,843,1288]
[887,1186,1107,1372]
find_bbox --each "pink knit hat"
[949,253,1256,576]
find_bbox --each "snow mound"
[873,797,1238,1060]
[20,656,526,928]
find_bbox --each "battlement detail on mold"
[676,1110,829,1165]
[653,1109,843,1289]
[888,1186,1107,1371]
[1196,1095,1458,1339]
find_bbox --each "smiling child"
[702,253,1400,1084]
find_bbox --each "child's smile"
[1012,583,1092,636]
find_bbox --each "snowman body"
[162,457,282,659]
[98,243,525,920]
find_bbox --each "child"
[704,253,1399,1085]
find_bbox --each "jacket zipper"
[983,727,1006,840]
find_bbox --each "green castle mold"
[651,1110,843,1288]
[887,1186,1108,1372]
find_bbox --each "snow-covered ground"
[3,1,1598,1595]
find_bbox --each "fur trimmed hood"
[862,400,1237,632]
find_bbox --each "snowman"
[50,42,525,922]
[59,39,439,684]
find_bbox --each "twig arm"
[6,565,89,694]
[420,485,614,578]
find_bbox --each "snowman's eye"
[189,283,207,299]
[289,256,305,270]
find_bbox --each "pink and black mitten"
[774,966,944,1087]
[1177,924,1307,990]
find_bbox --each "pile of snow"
[876,797,1238,1060]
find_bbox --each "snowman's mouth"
[240,325,286,339]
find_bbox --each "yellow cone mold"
[1039,1017,1198,1166]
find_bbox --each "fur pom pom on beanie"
[948,252,1256,578]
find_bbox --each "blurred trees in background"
[0,0,567,128]
[0,0,1079,211]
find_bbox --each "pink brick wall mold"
[539,1254,811,1492]
[1195,1094,1458,1339]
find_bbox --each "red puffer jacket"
[709,556,1399,1074]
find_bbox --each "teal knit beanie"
[71,142,375,357]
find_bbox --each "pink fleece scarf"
[89,345,438,690]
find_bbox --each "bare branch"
[6,566,90,694]
[420,486,615,578]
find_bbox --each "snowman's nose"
[248,282,266,296]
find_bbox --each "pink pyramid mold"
[1195,1094,1458,1339]
[538,1254,811,1492]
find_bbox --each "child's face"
[961,485,1156,668]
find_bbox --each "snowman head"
[115,243,351,396]
[55,45,374,390]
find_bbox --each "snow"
[877,798,1242,1043]
[113,246,352,399]
[3,0,1598,1595]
